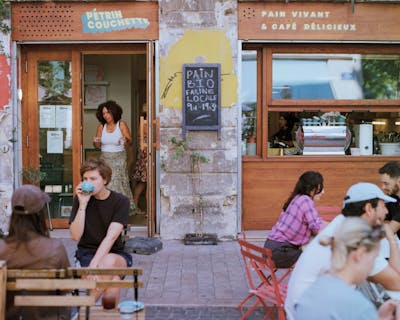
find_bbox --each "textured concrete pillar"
[0,15,13,234]
[158,0,239,239]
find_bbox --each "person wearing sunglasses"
[286,182,399,320]
[295,217,400,319]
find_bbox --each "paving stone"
[58,235,271,319]
[145,306,267,320]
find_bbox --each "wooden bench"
[6,267,95,320]
[4,266,144,320]
[0,260,6,320]
[68,267,144,320]
[67,267,143,301]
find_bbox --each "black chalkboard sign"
[182,63,221,138]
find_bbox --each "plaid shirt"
[268,194,323,246]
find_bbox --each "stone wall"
[158,0,239,239]
[0,18,13,234]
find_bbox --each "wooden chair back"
[3,265,144,320]
[6,267,96,320]
[238,238,291,320]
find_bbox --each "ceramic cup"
[81,181,95,194]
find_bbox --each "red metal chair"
[237,238,292,320]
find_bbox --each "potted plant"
[21,166,47,185]
[169,136,217,245]
[377,132,400,155]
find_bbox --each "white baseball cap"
[343,182,396,206]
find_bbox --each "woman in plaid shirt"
[264,171,325,268]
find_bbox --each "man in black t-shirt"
[379,161,400,238]
[69,158,132,303]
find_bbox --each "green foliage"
[191,152,209,164]
[0,0,10,35]
[170,136,210,164]
[362,58,400,99]
[38,61,72,103]
[170,136,189,160]
[21,167,47,184]
[0,0,10,54]
[8,127,17,143]
[377,131,400,143]
[169,135,210,236]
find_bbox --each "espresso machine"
[297,125,351,155]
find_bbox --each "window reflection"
[241,50,257,155]
[37,60,73,218]
[268,111,400,156]
[273,54,400,100]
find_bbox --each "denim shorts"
[75,248,133,267]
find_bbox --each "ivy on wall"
[0,0,10,34]
[0,0,10,54]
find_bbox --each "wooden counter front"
[242,156,394,230]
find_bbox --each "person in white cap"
[285,182,399,320]
[0,184,70,320]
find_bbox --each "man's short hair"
[379,161,400,179]
[80,158,112,185]
[342,182,396,217]
[342,198,379,217]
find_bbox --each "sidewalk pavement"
[55,230,270,319]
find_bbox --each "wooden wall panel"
[239,2,400,41]
[242,158,393,229]
[12,2,158,41]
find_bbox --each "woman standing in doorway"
[132,106,147,215]
[93,100,134,209]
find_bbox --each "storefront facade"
[239,1,400,229]
[0,0,399,238]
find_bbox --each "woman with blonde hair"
[295,217,400,319]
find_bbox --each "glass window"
[38,60,73,218]
[241,50,258,155]
[268,111,400,156]
[273,54,400,100]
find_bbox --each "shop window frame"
[242,43,400,160]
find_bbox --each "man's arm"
[384,224,400,274]
[368,224,400,290]
[69,206,87,241]
[88,222,124,268]
[69,187,91,241]
[368,266,400,291]
[389,220,400,236]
